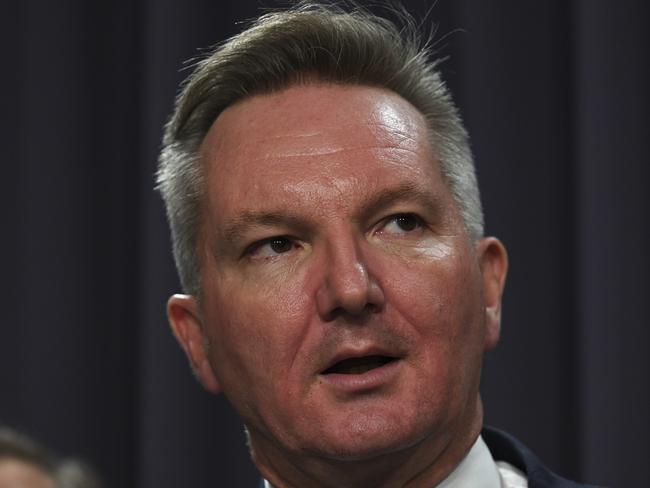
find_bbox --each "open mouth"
[322,355,397,375]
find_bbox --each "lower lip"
[318,359,402,392]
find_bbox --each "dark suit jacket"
[257,427,605,487]
[482,426,604,488]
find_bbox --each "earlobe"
[476,237,508,351]
[167,294,222,394]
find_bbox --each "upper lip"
[319,345,403,374]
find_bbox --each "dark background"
[1,1,647,487]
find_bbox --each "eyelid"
[243,236,279,256]
[242,235,297,259]
[375,212,424,232]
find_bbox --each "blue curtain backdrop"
[1,1,647,487]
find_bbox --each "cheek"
[386,251,482,332]
[382,250,486,414]
[378,243,486,387]
[201,267,313,389]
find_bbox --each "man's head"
[157,2,507,486]
[157,1,485,298]
[0,428,57,488]
[0,428,102,488]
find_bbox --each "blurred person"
[0,427,102,488]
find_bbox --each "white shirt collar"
[263,435,510,488]
[436,435,502,488]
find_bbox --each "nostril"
[324,302,380,322]
[364,302,380,314]
[326,306,346,321]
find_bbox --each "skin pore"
[167,83,508,487]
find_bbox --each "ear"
[475,237,508,351]
[167,294,222,394]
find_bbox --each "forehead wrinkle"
[371,121,421,138]
[242,117,423,156]
[261,122,419,141]
[378,130,423,153]
[258,144,423,159]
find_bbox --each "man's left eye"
[381,213,423,234]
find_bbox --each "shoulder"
[482,427,606,488]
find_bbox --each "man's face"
[169,84,506,461]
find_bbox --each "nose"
[315,236,385,321]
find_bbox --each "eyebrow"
[218,182,444,245]
[220,211,313,245]
[356,182,443,224]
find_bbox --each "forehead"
[199,83,442,215]
[204,83,430,153]
[0,459,56,488]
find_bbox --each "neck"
[251,397,484,488]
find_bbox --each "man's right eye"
[246,236,296,259]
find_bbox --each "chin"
[299,409,437,462]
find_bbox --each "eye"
[246,236,297,259]
[380,213,423,234]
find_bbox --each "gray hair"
[156,1,483,296]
